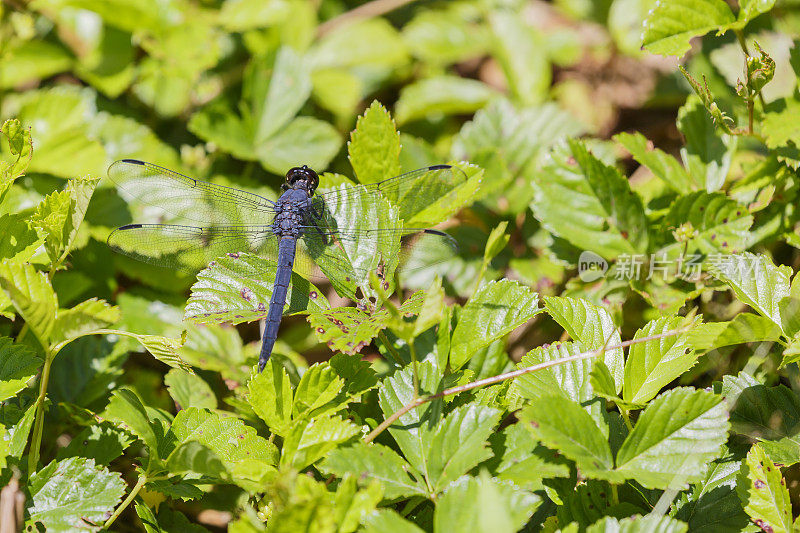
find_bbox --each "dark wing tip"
[117,223,143,230]
[121,159,145,165]
[428,164,451,170]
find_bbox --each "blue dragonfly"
[106,159,467,371]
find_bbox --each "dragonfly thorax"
[283,165,319,196]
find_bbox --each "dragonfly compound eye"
[285,165,319,193]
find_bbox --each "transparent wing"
[108,159,277,226]
[297,226,458,282]
[312,164,469,227]
[107,224,279,272]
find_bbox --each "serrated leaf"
[57,422,134,466]
[709,252,791,328]
[544,296,623,392]
[166,440,227,478]
[185,252,329,325]
[395,76,497,125]
[642,0,735,57]
[660,192,753,256]
[281,414,360,470]
[512,341,596,404]
[489,423,571,491]
[0,337,42,401]
[248,359,293,437]
[531,140,648,258]
[489,11,549,106]
[737,0,776,26]
[762,96,800,160]
[164,369,217,410]
[27,457,126,532]
[30,189,71,262]
[254,47,312,143]
[623,316,700,405]
[292,362,344,417]
[129,332,191,371]
[519,396,616,479]
[615,388,728,489]
[688,313,783,352]
[737,444,792,533]
[426,404,501,491]
[53,298,120,342]
[403,162,483,228]
[615,131,693,194]
[0,261,58,348]
[434,473,541,533]
[309,307,390,355]
[103,388,163,462]
[349,101,402,184]
[450,280,540,369]
[1,118,33,196]
[166,407,278,489]
[321,442,427,499]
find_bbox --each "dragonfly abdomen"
[258,235,297,371]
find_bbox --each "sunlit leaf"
[642,0,735,56]
[164,369,217,410]
[0,337,42,401]
[0,261,57,348]
[737,444,792,533]
[348,100,402,185]
[395,76,497,125]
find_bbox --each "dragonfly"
[106,159,467,371]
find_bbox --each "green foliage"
[3,0,800,529]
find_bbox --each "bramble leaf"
[349,101,402,185]
[642,0,735,57]
[395,76,497,125]
[27,457,126,532]
[0,261,58,348]
[737,444,792,533]
[164,369,217,410]
[0,337,42,401]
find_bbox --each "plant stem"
[104,472,147,530]
[409,341,420,398]
[610,484,619,505]
[377,331,404,366]
[27,349,54,473]
[619,407,633,432]
[747,98,754,134]
[364,327,690,443]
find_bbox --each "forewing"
[108,159,276,226]
[107,224,279,272]
[313,164,470,227]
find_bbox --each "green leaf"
[642,0,735,56]
[281,414,360,469]
[0,261,58,348]
[0,213,42,263]
[363,510,425,533]
[29,189,71,262]
[0,40,72,90]
[0,337,42,401]
[434,473,541,533]
[762,96,800,163]
[349,101,402,184]
[688,313,783,352]
[395,76,497,125]
[519,396,617,479]
[622,316,700,405]
[489,423,571,491]
[254,47,312,143]
[27,457,126,532]
[164,369,217,410]
[128,332,191,371]
[292,362,344,417]
[660,192,753,256]
[8,402,37,459]
[425,404,502,492]
[248,359,293,437]
[616,131,693,194]
[674,451,750,532]
[779,273,800,338]
[512,341,597,404]
[736,0,776,26]
[450,280,540,370]
[57,422,134,466]
[677,97,736,192]
[333,474,383,533]
[321,442,427,499]
[311,69,363,118]
[737,444,792,533]
[166,440,227,479]
[586,515,689,533]
[403,9,488,65]
[489,10,550,106]
[166,407,278,489]
[709,252,791,328]
[185,252,329,326]
[309,18,408,70]
[1,118,33,197]
[309,307,391,355]
[9,87,106,178]
[256,116,342,174]
[103,388,163,462]
[615,388,728,489]
[531,140,648,258]
[402,162,483,228]
[53,298,120,342]
[544,296,623,392]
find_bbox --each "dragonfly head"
[283,165,319,196]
